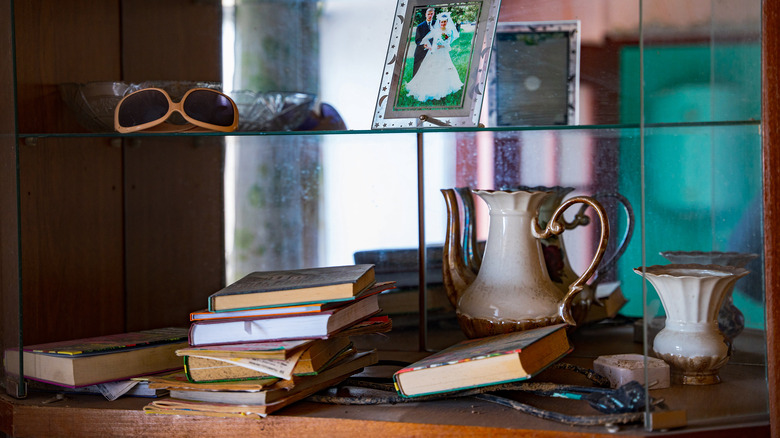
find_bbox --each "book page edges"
[210,282,358,311]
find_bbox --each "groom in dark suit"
[412,8,435,77]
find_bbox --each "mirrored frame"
[488,20,580,126]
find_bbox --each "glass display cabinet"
[1,0,777,436]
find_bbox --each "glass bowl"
[59,81,223,132]
[227,91,317,132]
[60,83,333,133]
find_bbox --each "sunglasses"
[114,87,239,133]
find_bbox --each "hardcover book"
[208,264,376,311]
[160,350,377,408]
[144,367,353,419]
[20,327,188,355]
[144,370,279,391]
[393,324,571,398]
[194,281,394,320]
[177,339,315,361]
[4,328,189,387]
[189,293,380,346]
[182,337,354,382]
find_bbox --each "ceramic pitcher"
[442,189,609,338]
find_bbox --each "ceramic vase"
[635,264,749,385]
[660,251,757,343]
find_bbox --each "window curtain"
[226,0,321,281]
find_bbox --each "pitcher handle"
[589,191,634,286]
[564,191,634,287]
[533,196,609,326]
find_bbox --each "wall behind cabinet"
[15,1,125,344]
[1,0,21,359]
[120,0,224,331]
[13,0,224,344]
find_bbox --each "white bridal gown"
[406,29,463,102]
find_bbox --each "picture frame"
[487,20,581,126]
[372,0,502,129]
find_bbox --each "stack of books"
[144,264,394,418]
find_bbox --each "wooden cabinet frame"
[0,0,777,435]
[761,1,779,434]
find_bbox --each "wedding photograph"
[372,0,502,129]
[393,3,481,110]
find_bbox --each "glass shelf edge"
[16,119,761,139]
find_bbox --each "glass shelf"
[14,119,762,139]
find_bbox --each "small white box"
[593,354,670,389]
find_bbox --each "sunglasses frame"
[114,87,239,133]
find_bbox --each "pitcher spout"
[455,187,483,273]
[441,188,476,308]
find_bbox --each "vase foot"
[656,350,728,385]
[673,370,721,385]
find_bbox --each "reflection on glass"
[219,0,765,369]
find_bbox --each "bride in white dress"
[406,12,464,102]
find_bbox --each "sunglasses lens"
[183,90,235,127]
[117,90,169,127]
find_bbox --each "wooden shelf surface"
[0,324,770,437]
